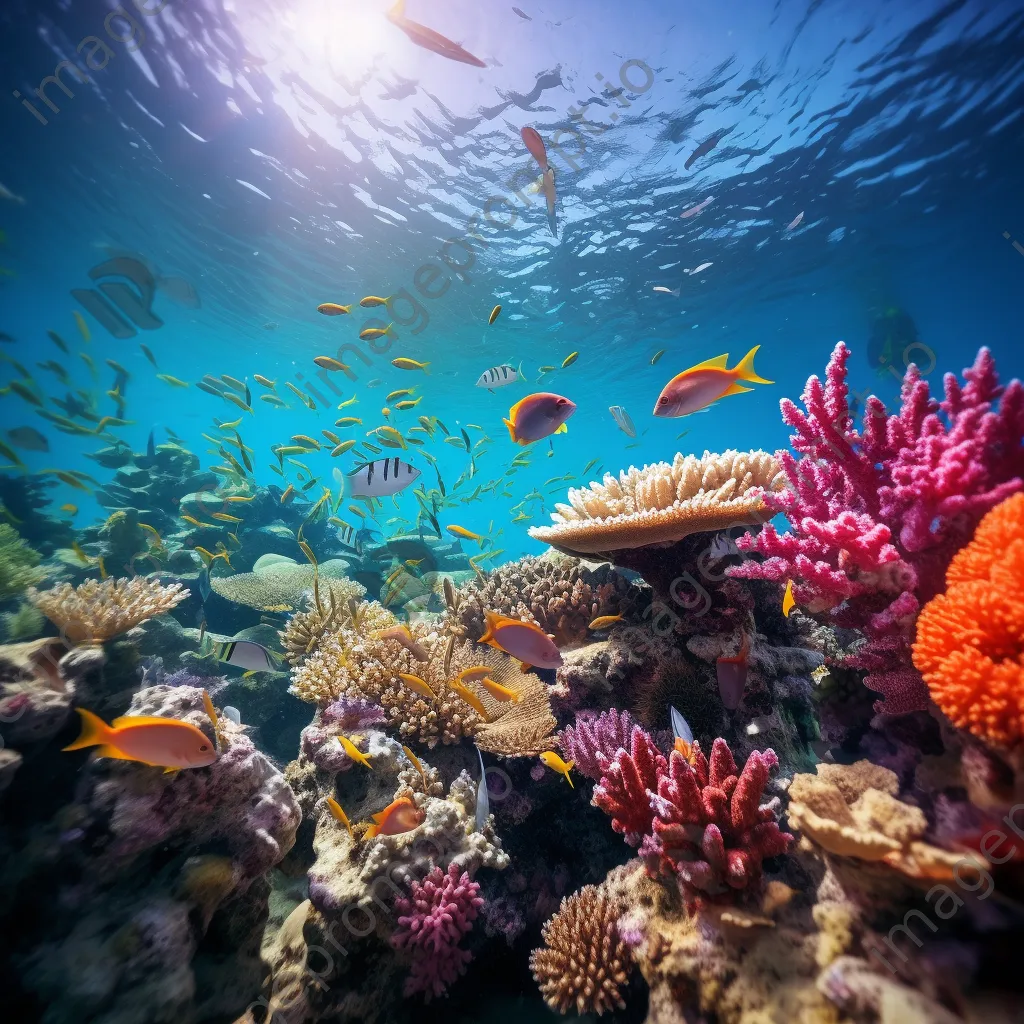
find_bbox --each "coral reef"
[211,554,359,612]
[529,449,785,554]
[289,602,556,752]
[913,492,1024,749]
[732,343,1024,714]
[642,738,793,904]
[456,552,642,646]
[530,883,632,1016]
[593,723,667,846]
[787,760,964,881]
[0,523,47,601]
[558,707,639,781]
[28,576,188,643]
[391,862,483,1001]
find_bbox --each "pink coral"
[642,738,792,905]
[593,725,667,846]
[558,708,638,781]
[392,862,484,1001]
[731,343,1024,713]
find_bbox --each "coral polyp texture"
[210,554,359,611]
[593,723,667,846]
[558,707,639,781]
[456,552,640,645]
[530,884,632,1016]
[391,862,484,1001]
[732,343,1024,714]
[528,449,785,555]
[642,738,792,903]
[289,600,556,752]
[28,576,187,643]
[913,492,1024,748]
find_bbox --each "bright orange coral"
[913,493,1024,748]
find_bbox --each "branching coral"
[593,725,667,846]
[558,708,639,781]
[280,579,367,665]
[391,862,483,1001]
[456,553,641,646]
[787,760,965,882]
[529,450,785,555]
[0,524,47,601]
[211,554,359,612]
[530,884,631,1016]
[28,577,187,644]
[913,492,1024,749]
[290,601,556,752]
[731,343,1024,715]
[642,738,792,904]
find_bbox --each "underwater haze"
[2,0,1024,1022]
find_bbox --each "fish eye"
[658,396,669,405]
[199,744,210,752]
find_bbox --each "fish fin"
[63,708,111,751]
[734,345,773,384]
[96,744,143,762]
[502,417,517,442]
[111,715,182,728]
[387,0,405,18]
[163,767,180,775]
[689,353,730,371]
[566,772,574,788]
[364,823,379,839]
[555,422,568,434]
[722,382,755,396]
[519,660,531,673]
[517,360,528,383]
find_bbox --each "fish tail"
[517,360,528,383]
[63,707,112,751]
[734,345,773,385]
[565,772,574,788]
[365,822,379,839]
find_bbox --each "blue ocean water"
[2,0,1022,549]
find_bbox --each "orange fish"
[386,0,487,68]
[364,796,426,839]
[478,677,521,703]
[63,708,217,770]
[503,392,575,445]
[448,678,489,719]
[317,303,351,316]
[522,127,558,236]
[654,346,773,418]
[380,624,429,662]
[479,610,562,670]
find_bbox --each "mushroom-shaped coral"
[787,760,965,881]
[456,553,641,646]
[643,738,792,904]
[211,554,359,612]
[28,576,187,644]
[529,450,785,555]
[913,492,1024,749]
[391,862,484,1001]
[530,884,632,1016]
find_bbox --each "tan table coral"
[787,761,966,881]
[210,554,361,612]
[28,577,187,644]
[529,449,785,555]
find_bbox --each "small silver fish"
[222,706,242,725]
[608,405,636,438]
[476,363,524,391]
[475,745,489,831]
[670,706,693,746]
[348,457,421,498]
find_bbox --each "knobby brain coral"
[530,884,632,1016]
[456,553,640,646]
[732,343,1024,715]
[28,577,187,644]
[391,862,484,1001]
[529,450,785,555]
[913,492,1024,749]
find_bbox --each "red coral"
[642,738,792,905]
[592,725,667,847]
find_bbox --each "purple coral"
[731,343,1024,713]
[391,862,484,1001]
[300,699,385,773]
[642,738,792,906]
[557,708,638,781]
[87,685,300,882]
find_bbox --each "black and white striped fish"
[335,521,365,555]
[348,457,421,498]
[475,362,524,392]
[215,640,278,672]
